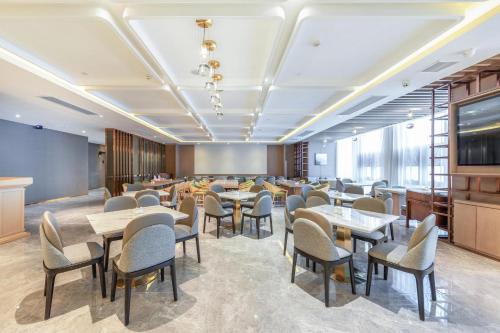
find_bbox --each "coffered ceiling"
[0,1,499,144]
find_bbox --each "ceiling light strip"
[279,1,500,142]
[0,46,183,142]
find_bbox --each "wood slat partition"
[137,136,166,182]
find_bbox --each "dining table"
[210,179,239,190]
[302,204,399,282]
[328,191,368,206]
[122,189,169,198]
[218,191,257,222]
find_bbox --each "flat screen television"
[457,94,500,166]
[315,153,327,166]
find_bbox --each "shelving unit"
[294,142,309,178]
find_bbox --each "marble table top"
[86,205,188,235]
[122,190,169,197]
[304,204,399,234]
[328,191,368,202]
[218,191,257,201]
[210,180,239,188]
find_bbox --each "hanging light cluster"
[196,19,224,120]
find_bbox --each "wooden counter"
[0,177,33,244]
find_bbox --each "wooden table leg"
[234,199,241,223]
[334,227,352,282]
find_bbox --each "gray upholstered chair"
[134,189,160,200]
[241,189,271,209]
[161,185,177,209]
[307,190,331,205]
[255,177,265,186]
[122,183,145,192]
[366,214,438,321]
[103,196,138,271]
[301,184,315,201]
[209,184,225,193]
[104,188,112,201]
[175,197,200,263]
[291,209,355,306]
[267,176,276,185]
[283,195,306,256]
[344,185,364,195]
[40,211,106,320]
[336,179,345,192]
[203,195,234,239]
[370,181,387,197]
[341,178,353,184]
[110,213,177,326]
[240,195,273,239]
[385,197,395,240]
[205,190,234,209]
[137,194,160,207]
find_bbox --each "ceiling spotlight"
[406,123,414,129]
[82,130,86,134]
[15,114,21,118]
[352,129,357,134]
[312,40,321,48]
[98,115,103,118]
[245,137,249,142]
[352,137,358,142]
[408,111,413,118]
[323,139,327,144]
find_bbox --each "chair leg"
[291,251,297,283]
[374,263,379,275]
[390,222,394,241]
[240,214,245,234]
[231,215,235,234]
[349,258,356,294]
[306,258,310,268]
[104,238,111,272]
[124,278,132,326]
[182,241,186,255]
[283,230,288,256]
[203,214,207,233]
[365,259,373,296]
[313,261,316,273]
[216,217,220,239]
[269,215,273,234]
[98,260,106,298]
[353,238,357,253]
[256,217,260,239]
[92,264,96,278]
[323,263,331,307]
[160,268,165,282]
[44,273,56,320]
[415,273,425,321]
[429,271,437,301]
[44,274,47,297]
[195,236,201,263]
[171,261,178,301]
[383,266,388,280]
[110,270,117,302]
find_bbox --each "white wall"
[194,144,267,174]
[308,141,336,179]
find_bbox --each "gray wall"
[88,143,105,190]
[308,141,336,179]
[0,119,89,204]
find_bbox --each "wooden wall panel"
[165,144,177,178]
[267,145,285,176]
[178,145,194,177]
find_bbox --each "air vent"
[338,96,387,115]
[422,61,458,73]
[39,96,97,116]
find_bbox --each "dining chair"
[255,177,265,186]
[122,183,145,192]
[307,190,331,205]
[205,190,234,210]
[384,197,395,240]
[203,195,234,239]
[134,189,160,200]
[241,190,271,209]
[137,194,160,207]
[291,211,355,307]
[341,178,353,184]
[283,195,306,256]
[249,184,264,193]
[263,181,287,206]
[336,179,345,192]
[104,188,112,201]
[366,214,438,321]
[110,213,177,326]
[267,176,276,185]
[209,184,225,193]
[161,185,177,209]
[40,211,106,320]
[175,197,201,263]
[103,196,138,271]
[370,181,387,197]
[344,185,364,195]
[240,195,273,239]
[301,184,315,201]
[306,195,329,208]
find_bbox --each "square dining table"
[218,191,257,221]
[122,190,169,198]
[328,191,369,205]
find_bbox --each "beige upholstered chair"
[366,214,438,321]
[307,190,331,205]
[110,213,177,326]
[137,194,160,207]
[104,188,112,201]
[306,195,329,208]
[203,195,234,239]
[122,183,145,192]
[241,190,271,209]
[344,185,364,195]
[291,210,355,306]
[161,185,177,209]
[205,190,234,210]
[102,196,138,271]
[40,211,106,320]
[283,195,306,256]
[240,195,273,239]
[134,189,159,200]
[175,197,201,263]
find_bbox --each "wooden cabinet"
[476,207,500,258]
[406,190,448,228]
[453,202,476,249]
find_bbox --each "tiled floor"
[1,189,500,332]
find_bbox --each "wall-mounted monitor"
[315,153,327,166]
[457,94,500,166]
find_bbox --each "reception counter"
[0,177,33,244]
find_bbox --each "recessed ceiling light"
[154,135,157,138]
[82,130,86,134]
[226,142,230,145]
[15,114,20,118]
[81,71,88,76]
[312,40,321,48]
[98,115,103,118]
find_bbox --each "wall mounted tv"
[457,94,500,166]
[315,153,327,166]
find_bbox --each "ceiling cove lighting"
[279,1,500,143]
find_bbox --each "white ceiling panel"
[180,89,261,111]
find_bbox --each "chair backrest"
[168,185,178,205]
[370,181,387,197]
[344,185,364,195]
[251,195,272,216]
[301,184,314,200]
[227,175,235,180]
[124,183,145,192]
[104,196,137,212]
[341,178,353,184]
[400,214,438,270]
[204,195,226,216]
[205,190,222,204]
[255,177,265,186]
[384,197,393,215]
[336,179,345,192]
[293,218,340,261]
[294,208,333,240]
[104,188,112,201]
[176,196,198,234]
[249,184,264,193]
[118,213,175,273]
[135,189,160,200]
[40,212,72,269]
[379,191,392,201]
[352,197,386,214]
[137,194,160,207]
[267,176,276,185]
[307,190,331,205]
[210,184,225,193]
[255,190,272,202]
[306,196,329,208]
[285,195,306,229]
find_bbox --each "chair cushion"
[175,224,193,239]
[222,201,234,209]
[335,246,352,259]
[63,242,104,264]
[368,243,407,264]
[352,229,386,242]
